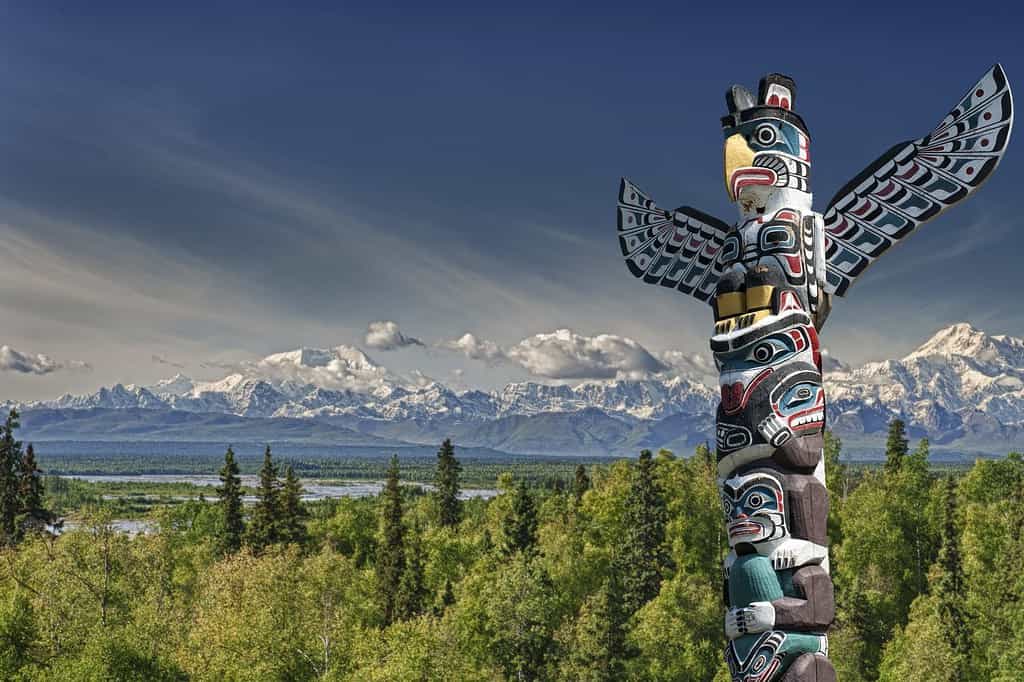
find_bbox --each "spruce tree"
[246,445,280,551]
[434,438,462,528]
[502,479,538,556]
[885,418,909,475]
[216,446,245,554]
[0,410,23,546]
[280,465,308,546]
[377,454,405,625]
[16,443,49,536]
[616,449,670,617]
[572,464,590,507]
[936,475,969,677]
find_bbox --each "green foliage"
[834,421,943,680]
[280,465,309,546]
[627,570,726,682]
[884,418,909,475]
[0,410,23,544]
[215,446,244,554]
[555,578,626,681]
[572,464,590,507]
[312,497,378,566]
[456,555,559,681]
[396,523,428,620]
[45,632,188,682]
[878,594,959,682]
[0,410,51,544]
[616,449,670,617]
[824,430,847,547]
[245,445,281,551]
[434,438,463,528]
[6,429,1024,680]
[934,476,968,673]
[0,590,37,679]
[502,479,538,556]
[377,454,406,626]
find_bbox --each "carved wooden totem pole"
[616,65,1013,681]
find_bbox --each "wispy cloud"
[151,354,185,369]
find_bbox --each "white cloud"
[440,328,672,381]
[507,329,667,380]
[656,349,718,385]
[0,345,91,375]
[438,333,508,364]
[364,320,424,351]
[820,348,848,373]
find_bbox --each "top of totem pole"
[721,73,809,136]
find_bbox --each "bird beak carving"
[724,134,777,204]
[724,134,754,201]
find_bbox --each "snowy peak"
[260,345,378,371]
[828,323,1024,438]
[151,373,195,396]
[228,345,398,394]
[905,323,1024,367]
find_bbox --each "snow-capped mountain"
[9,324,1024,456]
[826,323,1024,444]
[14,343,719,424]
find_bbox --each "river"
[61,473,499,502]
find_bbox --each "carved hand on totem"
[757,413,793,448]
[766,538,828,570]
[725,601,776,640]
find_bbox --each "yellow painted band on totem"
[715,291,746,319]
[736,310,770,329]
[745,285,773,311]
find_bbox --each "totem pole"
[616,66,1013,681]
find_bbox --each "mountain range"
[7,323,1024,460]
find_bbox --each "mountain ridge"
[8,323,1024,457]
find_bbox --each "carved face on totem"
[712,313,825,474]
[722,462,830,554]
[721,73,812,222]
[721,470,787,548]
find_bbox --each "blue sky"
[2,1,1023,400]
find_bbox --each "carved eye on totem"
[753,123,778,147]
[750,342,777,363]
[785,386,813,408]
[746,492,766,509]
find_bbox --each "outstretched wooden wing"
[617,177,732,303]
[822,64,1013,296]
